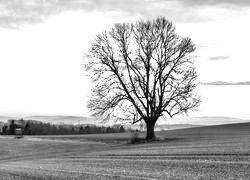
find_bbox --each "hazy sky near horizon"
[0,0,250,120]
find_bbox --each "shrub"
[130,132,141,144]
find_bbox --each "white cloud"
[0,0,248,29]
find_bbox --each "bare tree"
[84,17,201,140]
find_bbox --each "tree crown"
[84,17,200,124]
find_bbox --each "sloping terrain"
[0,122,249,179]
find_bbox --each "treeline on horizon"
[0,119,128,135]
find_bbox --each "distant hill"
[202,81,250,86]
[191,116,249,125]
[24,115,96,125]
[155,124,203,131]
[124,123,203,131]
[0,116,16,122]
[161,116,250,125]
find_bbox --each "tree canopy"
[84,17,200,140]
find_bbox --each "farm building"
[0,119,26,135]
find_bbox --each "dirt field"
[0,123,250,179]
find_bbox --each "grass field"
[0,123,250,179]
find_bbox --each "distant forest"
[0,119,127,135]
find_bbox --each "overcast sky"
[0,0,250,121]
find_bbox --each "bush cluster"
[1,120,126,135]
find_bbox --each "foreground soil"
[0,123,250,179]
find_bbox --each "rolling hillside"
[0,121,249,179]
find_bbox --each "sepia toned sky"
[0,0,250,121]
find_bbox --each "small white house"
[15,128,23,138]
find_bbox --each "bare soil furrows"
[0,123,250,179]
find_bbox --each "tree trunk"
[146,121,156,140]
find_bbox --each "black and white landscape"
[0,0,250,179]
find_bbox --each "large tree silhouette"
[84,17,200,140]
